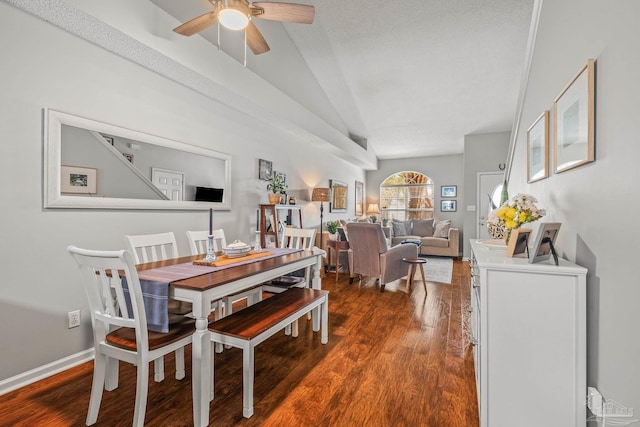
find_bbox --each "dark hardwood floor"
[0,260,478,426]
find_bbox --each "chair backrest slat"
[280,228,316,250]
[125,232,179,264]
[186,229,227,256]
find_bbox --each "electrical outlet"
[68,310,81,329]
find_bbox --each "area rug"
[422,257,453,284]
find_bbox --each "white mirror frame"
[44,109,232,210]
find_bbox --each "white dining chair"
[264,227,317,336]
[124,232,179,265]
[186,229,226,256]
[67,246,193,426]
[186,229,263,318]
[125,232,205,378]
[263,227,317,292]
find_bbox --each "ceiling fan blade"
[246,21,270,54]
[173,12,217,36]
[251,2,315,24]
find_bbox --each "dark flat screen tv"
[195,187,223,203]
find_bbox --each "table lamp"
[367,203,380,223]
[311,187,330,250]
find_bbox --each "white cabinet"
[469,239,587,427]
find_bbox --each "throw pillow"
[433,219,451,238]
[392,219,407,236]
[412,219,434,237]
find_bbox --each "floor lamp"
[311,187,330,251]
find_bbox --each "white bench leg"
[104,356,119,391]
[175,348,185,380]
[153,357,164,382]
[242,343,255,418]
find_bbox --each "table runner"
[126,248,301,333]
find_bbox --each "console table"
[469,239,587,427]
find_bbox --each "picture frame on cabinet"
[529,222,562,265]
[554,59,595,173]
[506,228,532,257]
[527,111,549,183]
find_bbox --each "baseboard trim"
[0,348,95,396]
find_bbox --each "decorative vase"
[487,222,507,240]
[328,233,338,241]
[268,193,280,204]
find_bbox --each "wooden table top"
[136,249,318,291]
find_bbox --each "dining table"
[134,247,325,427]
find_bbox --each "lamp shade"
[366,203,380,215]
[311,187,330,202]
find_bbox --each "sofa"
[390,219,459,257]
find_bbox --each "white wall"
[462,131,510,257]
[507,0,640,413]
[0,1,364,381]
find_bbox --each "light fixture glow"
[218,8,249,30]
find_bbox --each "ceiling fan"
[173,0,315,55]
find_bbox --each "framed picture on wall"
[330,179,348,212]
[61,165,97,194]
[554,59,595,173]
[527,111,549,183]
[274,170,286,186]
[355,180,364,216]
[441,185,457,197]
[441,200,456,212]
[258,159,272,180]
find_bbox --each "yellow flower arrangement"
[488,194,545,239]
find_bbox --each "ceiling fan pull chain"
[244,27,247,67]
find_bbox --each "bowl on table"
[223,241,252,258]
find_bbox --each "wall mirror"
[330,179,347,212]
[44,109,232,210]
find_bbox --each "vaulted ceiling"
[151,0,534,160]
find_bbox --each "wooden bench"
[208,287,329,418]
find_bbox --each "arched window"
[380,171,434,221]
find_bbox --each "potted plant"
[326,220,340,240]
[266,174,287,204]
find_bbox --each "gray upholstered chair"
[345,222,418,292]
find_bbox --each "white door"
[477,172,504,239]
[152,168,185,201]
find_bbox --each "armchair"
[346,223,418,292]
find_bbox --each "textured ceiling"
[152,0,534,160]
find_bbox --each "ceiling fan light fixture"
[218,7,249,30]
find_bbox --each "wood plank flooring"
[0,259,478,426]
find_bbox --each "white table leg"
[321,297,328,344]
[191,312,211,427]
[311,254,322,332]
